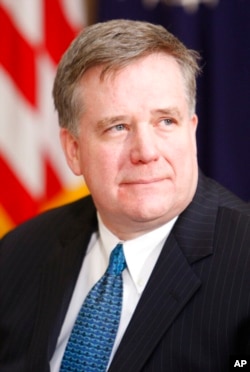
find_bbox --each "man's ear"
[60,128,82,176]
[191,113,198,132]
[190,114,198,155]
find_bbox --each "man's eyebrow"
[95,107,183,129]
[151,107,182,119]
[96,115,129,129]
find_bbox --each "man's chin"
[124,203,174,225]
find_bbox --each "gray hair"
[53,19,201,134]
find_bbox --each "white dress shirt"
[50,214,177,371]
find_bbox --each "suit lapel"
[109,234,202,372]
[109,173,218,371]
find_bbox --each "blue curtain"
[98,0,250,201]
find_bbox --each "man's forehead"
[81,52,179,83]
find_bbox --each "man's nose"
[129,125,159,164]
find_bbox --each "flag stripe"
[45,0,80,64]
[44,157,65,200]
[0,6,36,106]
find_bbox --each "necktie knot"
[107,243,126,275]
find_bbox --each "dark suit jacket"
[0,172,250,372]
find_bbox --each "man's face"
[61,53,198,239]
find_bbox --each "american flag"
[0,0,88,237]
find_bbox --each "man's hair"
[53,19,201,134]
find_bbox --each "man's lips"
[121,177,167,185]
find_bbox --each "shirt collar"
[97,213,178,293]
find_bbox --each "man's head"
[53,20,201,239]
[53,19,201,135]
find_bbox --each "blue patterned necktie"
[60,243,126,372]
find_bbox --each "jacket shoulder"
[0,195,96,255]
[198,172,250,215]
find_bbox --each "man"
[0,19,249,372]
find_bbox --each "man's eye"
[107,124,126,132]
[114,124,125,131]
[162,118,173,126]
[105,123,127,135]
